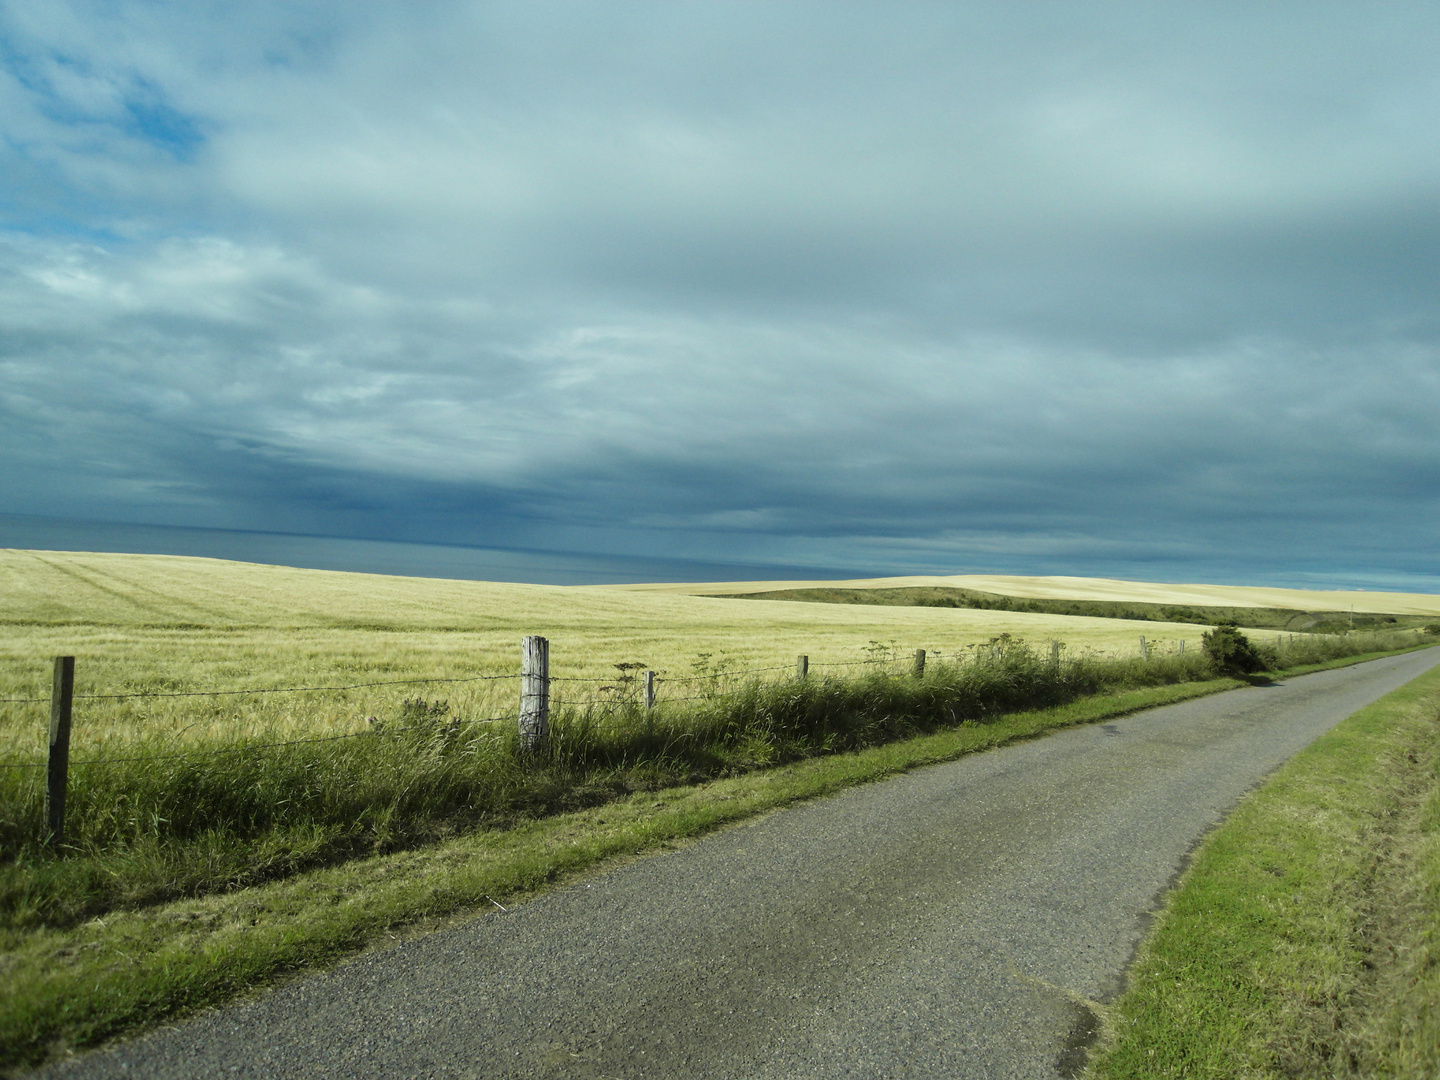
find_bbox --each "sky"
[1,1,1438,589]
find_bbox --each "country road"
[42,648,1440,1080]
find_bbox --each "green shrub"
[1201,623,1266,675]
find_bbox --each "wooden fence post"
[796,654,809,679]
[913,649,926,677]
[46,656,74,847]
[519,636,549,754]
[1139,635,1148,660]
[1179,639,1185,655]
[1049,640,1060,668]
[645,669,658,738]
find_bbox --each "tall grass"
[0,630,1423,934]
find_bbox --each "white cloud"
[1,2,1438,582]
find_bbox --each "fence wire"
[0,670,520,705]
[0,712,516,770]
[0,643,995,771]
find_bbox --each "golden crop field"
[3,548,1417,761]
[615,573,1440,615]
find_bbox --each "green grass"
[6,632,1419,935]
[721,586,1433,634]
[2,644,1430,1073]
[1,551,1245,774]
[1086,656,1440,1079]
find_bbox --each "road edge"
[6,646,1433,1075]
[1085,653,1440,1078]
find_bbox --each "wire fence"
[0,643,953,773]
[3,628,1264,777]
[0,712,517,770]
[0,670,522,705]
[5,627,1412,856]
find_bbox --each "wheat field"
[613,573,1440,614]
[3,548,1419,761]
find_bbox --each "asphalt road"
[43,648,1440,1080]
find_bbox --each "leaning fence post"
[46,656,74,847]
[796,654,809,679]
[519,636,549,754]
[913,649,926,677]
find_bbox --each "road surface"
[43,648,1440,1079]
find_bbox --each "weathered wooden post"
[796,654,809,679]
[913,649,926,677]
[643,669,656,737]
[519,636,549,754]
[1049,640,1060,668]
[1139,635,1149,660]
[46,656,74,847]
[1179,639,1185,655]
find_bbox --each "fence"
[2,633,1055,836]
[0,629,1331,847]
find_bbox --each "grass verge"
[3,645,1428,1074]
[1086,656,1440,1078]
[7,633,1421,936]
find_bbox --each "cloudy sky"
[2,2,1438,588]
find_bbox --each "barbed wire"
[0,670,521,705]
[0,651,940,705]
[0,653,940,715]
[658,662,802,683]
[547,674,638,684]
[0,712,516,770]
[0,645,1013,768]
[552,659,841,683]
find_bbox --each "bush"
[1202,623,1267,675]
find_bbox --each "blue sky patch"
[121,82,204,160]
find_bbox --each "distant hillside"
[714,586,1433,634]
[605,573,1440,617]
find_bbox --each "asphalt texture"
[41,648,1440,1080]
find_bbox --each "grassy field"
[1,547,1435,1071]
[0,549,1251,762]
[615,572,1440,615]
[1087,655,1440,1078]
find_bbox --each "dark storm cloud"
[1,2,1438,586]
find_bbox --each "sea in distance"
[4,513,1432,595]
[0,513,856,587]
